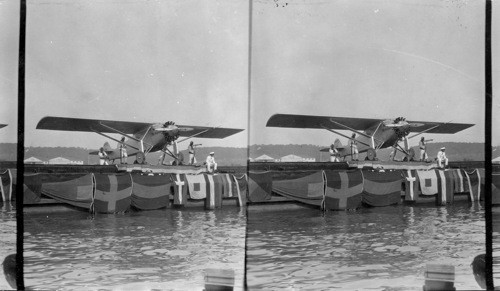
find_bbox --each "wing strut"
[327,119,374,140]
[92,130,141,151]
[176,128,212,144]
[320,122,385,149]
[94,122,155,153]
[407,121,451,140]
[369,122,385,148]
[320,125,372,148]
[99,123,143,143]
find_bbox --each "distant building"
[278,154,315,162]
[24,157,46,164]
[48,157,84,165]
[493,156,500,164]
[253,154,275,162]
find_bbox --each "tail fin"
[334,138,343,149]
[103,142,113,153]
[334,138,350,158]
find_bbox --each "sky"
[0,0,499,150]
[250,0,499,148]
[0,0,249,149]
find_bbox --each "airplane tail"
[103,142,113,153]
[334,138,351,158]
[320,139,347,154]
[334,138,343,150]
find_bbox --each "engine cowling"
[391,117,410,139]
[154,121,180,143]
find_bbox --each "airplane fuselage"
[347,122,410,154]
[105,126,174,160]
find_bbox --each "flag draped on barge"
[244,167,486,210]
[130,173,172,210]
[94,173,133,213]
[41,173,94,209]
[272,171,325,207]
[324,170,363,210]
[361,170,402,207]
[247,171,273,202]
[18,170,244,213]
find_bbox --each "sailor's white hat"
[441,147,446,150]
[210,152,215,155]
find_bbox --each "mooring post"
[422,264,455,291]
[204,268,235,291]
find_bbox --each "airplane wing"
[177,126,244,139]
[0,124,7,129]
[406,120,474,134]
[37,116,244,138]
[37,116,151,133]
[266,114,381,130]
[267,114,474,134]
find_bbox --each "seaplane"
[36,116,244,164]
[266,114,474,161]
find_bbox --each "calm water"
[23,207,245,290]
[246,203,485,290]
[0,200,489,290]
[0,202,16,290]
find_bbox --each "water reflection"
[247,203,485,290]
[24,207,245,290]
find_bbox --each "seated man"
[206,152,217,173]
[437,147,448,168]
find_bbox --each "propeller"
[387,117,411,139]
[154,121,181,143]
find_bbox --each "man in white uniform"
[350,133,359,161]
[206,152,217,173]
[119,137,128,164]
[188,141,197,165]
[419,136,433,162]
[98,147,109,165]
[437,147,448,168]
[329,144,339,162]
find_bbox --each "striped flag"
[493,173,500,205]
[436,170,454,205]
[451,169,466,193]
[232,174,245,207]
[185,174,223,210]
[204,174,217,210]
[220,174,239,198]
[211,174,225,208]
[464,169,481,202]
[94,173,133,213]
[0,169,12,202]
[324,170,363,210]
